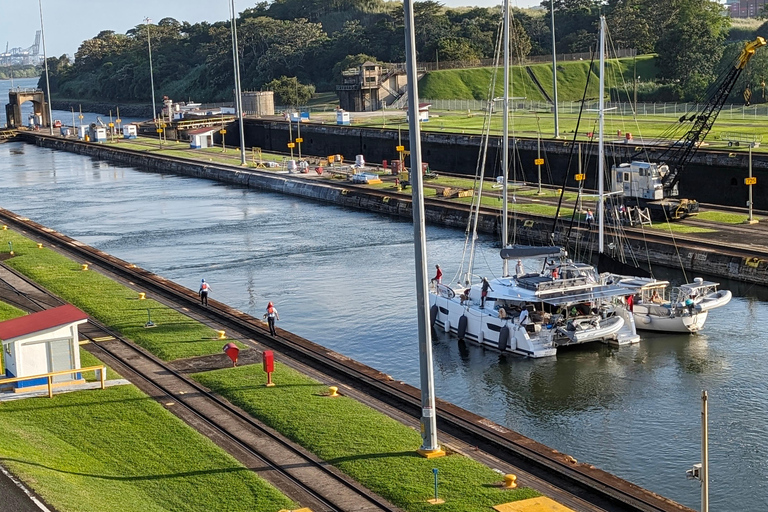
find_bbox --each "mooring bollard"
[81,263,88,271]
[328,386,339,397]
[217,330,226,339]
[502,474,517,488]
[138,292,146,300]
[37,243,43,249]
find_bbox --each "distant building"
[336,61,412,112]
[727,0,767,18]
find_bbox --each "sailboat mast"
[598,15,605,254]
[501,0,510,277]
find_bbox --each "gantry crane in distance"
[612,36,767,220]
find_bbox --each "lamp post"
[745,142,759,224]
[144,18,157,122]
[229,0,246,165]
[38,0,53,135]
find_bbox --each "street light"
[144,18,157,122]
[229,0,246,165]
[38,0,53,135]
[745,142,759,224]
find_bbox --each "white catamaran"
[428,7,639,358]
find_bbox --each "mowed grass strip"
[0,385,295,512]
[0,231,229,361]
[194,364,539,512]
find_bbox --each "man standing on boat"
[432,264,443,284]
[481,277,493,308]
[516,259,524,277]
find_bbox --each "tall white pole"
[501,0,510,277]
[550,0,559,137]
[144,18,157,122]
[38,0,53,135]
[230,0,246,166]
[598,16,606,254]
[404,0,443,458]
[701,390,709,512]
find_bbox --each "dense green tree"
[265,76,315,105]
[655,0,729,98]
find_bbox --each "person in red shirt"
[432,264,443,284]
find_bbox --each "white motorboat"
[607,276,731,333]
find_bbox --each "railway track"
[0,263,399,512]
[0,208,694,512]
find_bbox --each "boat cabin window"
[622,172,630,182]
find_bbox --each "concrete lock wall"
[24,132,768,286]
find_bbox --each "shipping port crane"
[612,36,766,220]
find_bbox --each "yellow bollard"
[81,264,89,271]
[138,292,146,300]
[217,330,226,339]
[328,386,339,397]
[1,225,6,230]
[37,243,43,249]
[502,474,517,489]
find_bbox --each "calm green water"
[1,137,766,511]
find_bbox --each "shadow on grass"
[0,457,252,481]
[326,450,422,465]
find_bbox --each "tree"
[655,0,730,98]
[266,76,315,106]
[605,0,656,54]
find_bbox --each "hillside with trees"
[39,0,768,107]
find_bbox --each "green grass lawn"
[0,385,295,512]
[696,211,753,224]
[1,228,542,511]
[194,364,539,512]
[648,222,717,234]
[0,232,230,361]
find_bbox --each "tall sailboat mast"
[598,15,606,253]
[501,0,510,277]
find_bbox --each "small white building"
[88,125,107,143]
[187,127,218,149]
[336,109,350,125]
[122,124,138,139]
[405,103,431,122]
[0,305,89,391]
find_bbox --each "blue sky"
[2,0,543,59]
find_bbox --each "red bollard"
[223,342,239,367]
[263,350,275,387]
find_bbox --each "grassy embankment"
[0,230,539,511]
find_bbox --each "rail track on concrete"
[0,208,695,512]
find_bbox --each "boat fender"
[641,316,651,324]
[430,304,438,328]
[444,318,451,333]
[498,326,510,351]
[457,315,468,340]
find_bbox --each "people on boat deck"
[199,279,211,306]
[263,302,280,336]
[551,267,559,279]
[460,288,471,305]
[651,290,662,304]
[685,296,695,315]
[585,209,594,228]
[626,294,634,312]
[515,259,524,277]
[480,277,493,308]
[431,264,443,284]
[518,307,530,326]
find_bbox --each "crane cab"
[611,161,676,201]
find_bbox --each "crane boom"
[659,37,766,193]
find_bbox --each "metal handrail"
[0,364,107,398]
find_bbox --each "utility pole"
[404,0,444,460]
[230,0,246,165]
[144,18,157,122]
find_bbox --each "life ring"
[457,315,468,340]
[498,326,510,351]
[430,304,438,328]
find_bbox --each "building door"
[48,338,74,383]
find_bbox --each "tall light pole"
[38,0,53,135]
[144,18,157,122]
[229,0,246,165]
[550,0,559,138]
[404,0,444,460]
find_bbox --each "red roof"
[186,127,218,135]
[0,305,88,342]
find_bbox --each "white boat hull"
[633,304,709,333]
